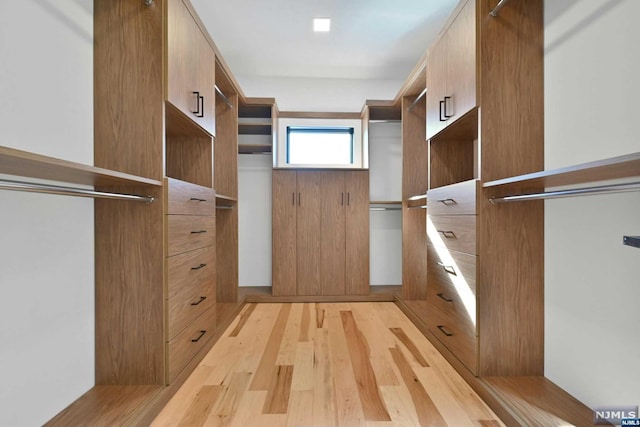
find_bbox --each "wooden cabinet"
[426,0,477,140]
[272,170,369,296]
[166,0,216,136]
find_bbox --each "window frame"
[285,126,355,165]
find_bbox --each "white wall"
[544,0,640,408]
[0,1,94,426]
[369,122,403,285]
[238,151,273,286]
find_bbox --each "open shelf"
[0,145,162,187]
[215,194,237,208]
[238,144,271,154]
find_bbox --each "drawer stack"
[426,179,478,374]
[165,178,217,383]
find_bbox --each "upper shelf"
[483,152,640,190]
[0,146,162,187]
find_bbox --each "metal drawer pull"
[437,325,453,336]
[437,262,457,276]
[437,230,457,239]
[437,198,457,205]
[190,197,207,202]
[191,330,207,342]
[190,296,207,306]
[190,230,207,234]
[191,263,207,270]
[437,293,453,302]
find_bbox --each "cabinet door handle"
[190,230,207,234]
[190,197,207,202]
[292,192,295,205]
[347,192,350,206]
[437,261,457,276]
[197,95,204,118]
[439,100,446,122]
[298,192,301,206]
[192,91,201,115]
[191,263,207,270]
[437,230,457,239]
[437,325,453,337]
[341,192,344,206]
[190,296,207,306]
[437,293,453,302]
[437,198,457,205]
[191,330,207,342]
[443,96,453,118]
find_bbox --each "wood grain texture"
[278,111,361,120]
[427,214,477,254]
[345,171,370,295]
[262,365,294,414]
[177,385,224,427]
[427,179,478,215]
[166,215,216,256]
[340,311,390,422]
[214,92,239,197]
[401,205,428,300]
[272,170,297,296]
[216,206,239,302]
[165,131,214,189]
[250,304,292,390]
[426,30,448,140]
[94,0,164,181]
[95,187,165,385]
[298,303,310,342]
[166,178,216,215]
[165,0,216,136]
[389,328,429,367]
[228,303,257,337]
[296,171,322,296]
[167,278,216,341]
[402,96,428,200]
[389,346,447,427]
[320,172,346,295]
[429,137,476,189]
[166,246,215,299]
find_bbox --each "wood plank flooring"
[151,302,504,426]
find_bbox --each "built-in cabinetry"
[272,170,369,296]
[422,0,544,378]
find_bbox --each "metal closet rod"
[0,178,154,203]
[407,88,427,112]
[216,205,234,210]
[489,181,640,204]
[490,0,512,17]
[215,85,233,108]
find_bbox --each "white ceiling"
[191,0,459,81]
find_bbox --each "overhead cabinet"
[272,170,369,296]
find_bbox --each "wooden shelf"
[238,144,272,154]
[406,194,427,209]
[483,151,640,191]
[0,146,162,187]
[238,123,272,135]
[215,194,237,207]
[369,200,402,205]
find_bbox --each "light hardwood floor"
[151,302,504,426]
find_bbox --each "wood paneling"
[296,171,322,296]
[214,92,239,197]
[166,244,215,300]
[345,171,370,295]
[166,178,216,215]
[426,31,448,140]
[321,172,346,295]
[167,279,216,341]
[429,138,476,189]
[166,215,216,256]
[165,131,213,189]
[402,206,428,300]
[427,214,477,254]
[216,206,238,302]
[427,179,477,215]
[272,170,297,296]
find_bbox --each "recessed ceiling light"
[313,18,331,32]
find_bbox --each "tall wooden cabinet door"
[272,170,297,296]
[166,0,216,135]
[446,0,477,124]
[426,36,448,140]
[345,171,370,295]
[296,171,322,296]
[320,172,346,296]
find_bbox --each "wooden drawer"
[167,304,216,383]
[426,302,477,375]
[166,178,216,216]
[427,180,477,215]
[426,276,476,338]
[427,214,476,255]
[167,246,215,300]
[427,243,477,294]
[167,215,215,256]
[167,279,215,341]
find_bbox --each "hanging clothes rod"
[407,88,427,112]
[489,181,640,204]
[214,85,233,108]
[490,0,512,17]
[0,178,155,203]
[216,205,234,210]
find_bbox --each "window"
[286,127,354,165]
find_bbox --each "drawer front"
[167,215,215,256]
[166,178,216,216]
[427,214,476,255]
[426,302,478,375]
[427,180,477,215]
[167,246,216,300]
[167,279,215,341]
[427,276,476,338]
[427,243,477,294]
[167,305,216,383]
